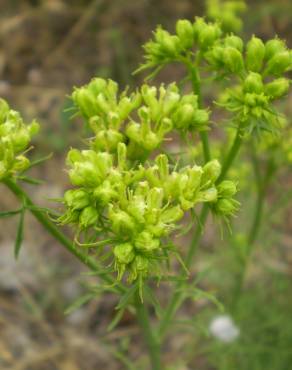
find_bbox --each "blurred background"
[0,0,291,369]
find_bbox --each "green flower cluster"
[60,144,238,282]
[206,0,247,33]
[0,99,39,180]
[209,36,291,135]
[137,17,222,72]
[72,79,209,159]
[60,78,239,282]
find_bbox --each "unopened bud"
[243,72,264,94]
[223,47,244,74]
[114,243,135,264]
[265,51,291,76]
[246,36,265,72]
[176,19,194,49]
[265,78,290,99]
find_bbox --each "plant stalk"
[159,125,244,338]
[4,178,125,293]
[185,57,211,163]
[231,157,275,311]
[135,293,161,370]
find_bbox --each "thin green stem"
[231,157,276,311]
[135,293,161,370]
[4,178,125,293]
[216,128,243,184]
[184,56,211,163]
[159,125,244,339]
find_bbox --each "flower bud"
[224,35,243,52]
[79,206,99,228]
[199,187,218,202]
[192,109,209,129]
[160,205,184,223]
[265,38,286,61]
[193,17,207,41]
[109,209,135,236]
[87,78,108,96]
[0,99,9,123]
[72,88,97,118]
[12,155,30,172]
[223,47,244,74]
[265,51,291,76]
[135,231,160,251]
[117,142,127,170]
[202,159,221,184]
[114,243,135,264]
[147,187,164,209]
[93,181,117,206]
[12,129,30,152]
[217,180,237,197]
[243,72,264,94]
[133,255,149,272]
[176,19,194,49]
[246,36,265,72]
[265,78,290,99]
[198,24,221,49]
[155,154,169,180]
[173,104,194,129]
[215,198,237,215]
[64,189,90,210]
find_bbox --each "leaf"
[116,283,138,311]
[28,153,53,168]
[14,206,25,259]
[17,175,44,185]
[0,209,21,218]
[64,293,95,315]
[144,284,162,318]
[107,308,125,332]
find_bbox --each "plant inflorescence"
[1,1,291,369]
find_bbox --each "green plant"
[1,1,291,369]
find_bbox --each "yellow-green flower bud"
[224,35,243,52]
[265,78,290,99]
[160,205,184,223]
[223,47,244,74]
[12,155,30,172]
[198,23,221,49]
[246,36,265,72]
[64,189,90,210]
[202,159,221,184]
[215,198,237,215]
[135,231,160,251]
[72,87,97,118]
[265,51,291,76]
[198,187,218,202]
[79,206,99,228]
[0,99,9,123]
[265,38,286,61]
[192,109,209,129]
[217,180,237,197]
[109,209,135,236]
[176,19,194,49]
[114,243,135,264]
[243,72,264,94]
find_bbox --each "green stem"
[4,178,125,293]
[231,157,275,311]
[159,125,244,339]
[185,57,211,163]
[216,128,243,184]
[135,294,161,370]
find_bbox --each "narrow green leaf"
[64,293,95,315]
[17,175,44,185]
[14,206,25,259]
[107,308,125,332]
[0,209,21,218]
[28,153,53,168]
[116,283,138,311]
